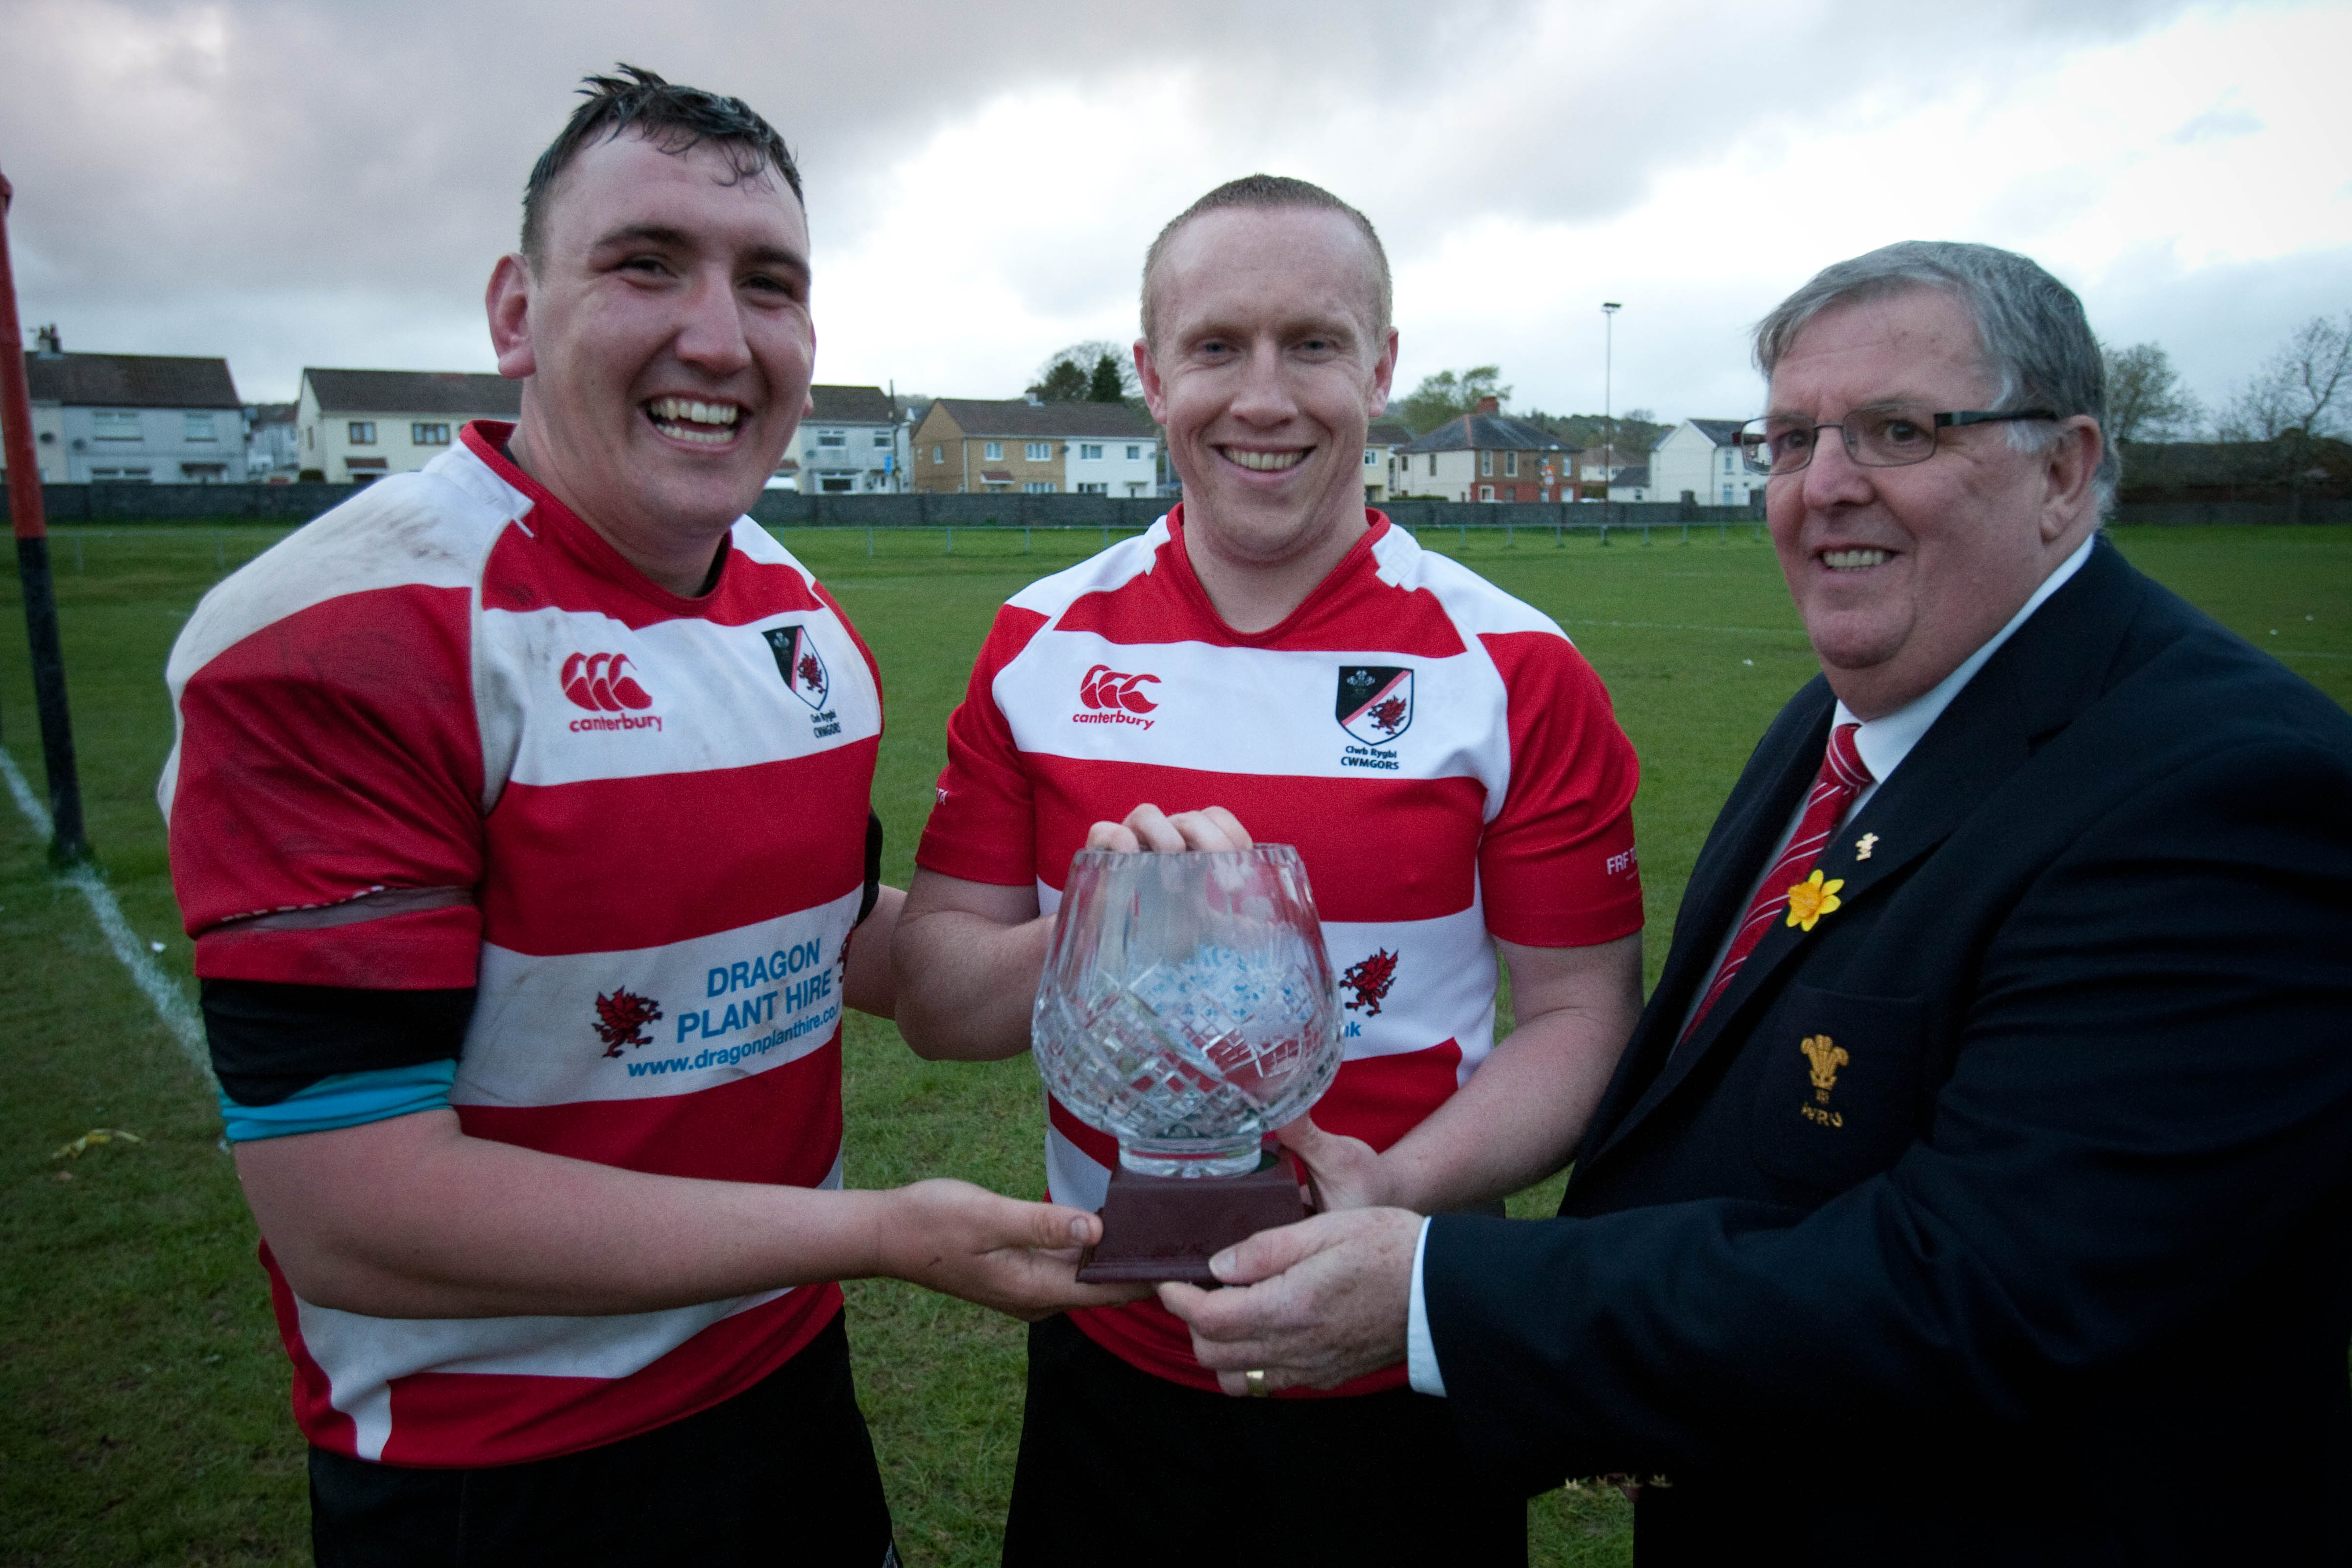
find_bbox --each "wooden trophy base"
[1076,1157,1310,1286]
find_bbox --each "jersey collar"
[1163,502,1395,646]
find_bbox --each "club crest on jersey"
[1336,665,1413,745]
[762,624,830,710]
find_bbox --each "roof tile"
[926,398,1157,440]
[25,352,241,409]
[303,368,522,417]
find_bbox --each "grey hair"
[1753,241,2118,515]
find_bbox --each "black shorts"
[308,1312,896,1568]
[1002,1312,1525,1568]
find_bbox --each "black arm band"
[858,809,883,926]
[202,979,474,1106]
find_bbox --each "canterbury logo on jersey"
[562,653,663,733]
[1074,664,1159,730]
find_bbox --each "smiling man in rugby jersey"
[162,67,1124,1567]
[894,175,1648,1565]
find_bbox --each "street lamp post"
[1601,301,1621,532]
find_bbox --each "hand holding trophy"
[1032,842,1343,1283]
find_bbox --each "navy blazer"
[1425,540,2352,1565]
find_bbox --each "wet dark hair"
[519,64,801,265]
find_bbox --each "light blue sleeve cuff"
[219,1058,457,1143]
[1407,1214,1446,1397]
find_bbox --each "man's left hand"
[1157,1207,1421,1395]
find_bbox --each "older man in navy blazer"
[1164,241,2352,1564]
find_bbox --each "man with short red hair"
[896,174,1648,1564]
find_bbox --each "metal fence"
[4,481,2346,531]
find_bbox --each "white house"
[297,368,522,483]
[1064,430,1159,497]
[1366,417,1412,501]
[1651,418,1767,507]
[11,329,246,484]
[791,384,904,493]
[1606,465,1654,503]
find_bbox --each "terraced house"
[910,397,1159,496]
[295,368,522,483]
[11,328,245,484]
[1392,397,1574,502]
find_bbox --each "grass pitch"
[2,521,2346,1566]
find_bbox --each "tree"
[1087,353,1125,403]
[1032,359,1090,403]
[1518,408,1672,457]
[2217,312,2352,441]
[2103,343,2203,442]
[1033,341,1140,404]
[1396,367,1512,433]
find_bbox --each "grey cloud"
[0,0,2254,403]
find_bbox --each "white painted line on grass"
[0,749,216,1090]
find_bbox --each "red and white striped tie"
[1681,721,1872,1041]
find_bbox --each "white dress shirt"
[1405,534,2095,1397]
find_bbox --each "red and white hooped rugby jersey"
[161,421,882,1466]
[917,505,1642,1393]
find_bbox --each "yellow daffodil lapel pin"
[1784,869,1844,931]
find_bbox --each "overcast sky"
[2,0,2345,424]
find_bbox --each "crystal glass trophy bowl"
[1032,844,1342,1179]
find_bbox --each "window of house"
[412,422,451,445]
[1077,482,1108,495]
[1126,444,1142,460]
[93,410,141,441]
[185,413,217,442]
[873,429,891,447]
[305,426,314,449]
[89,465,153,481]
[1079,443,1102,460]
[348,421,376,444]
[932,444,944,463]
[1723,450,1734,473]
[822,477,854,493]
[1478,485,1495,501]
[813,429,845,448]
[1505,451,1519,477]
[984,441,1003,460]
[1479,450,1493,476]
[1428,454,1437,475]
[1722,484,1735,503]
[1026,441,1051,461]
[1024,480,1055,494]
[1363,449,1376,466]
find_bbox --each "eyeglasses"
[1735,407,2059,476]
